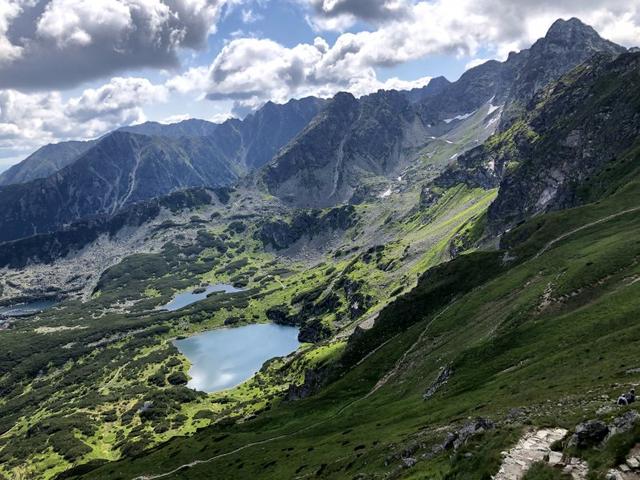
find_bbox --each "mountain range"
[0,18,627,244]
[0,96,324,242]
[1,18,640,480]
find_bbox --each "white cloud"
[0,0,226,90]
[378,75,432,91]
[241,8,261,23]
[162,113,192,124]
[306,0,411,31]
[0,77,167,156]
[166,66,211,95]
[0,1,23,62]
[2,0,640,167]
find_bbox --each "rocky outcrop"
[255,205,357,250]
[0,188,214,268]
[298,319,333,343]
[608,410,640,438]
[488,52,640,233]
[261,90,432,208]
[423,365,453,399]
[434,144,505,190]
[429,418,495,457]
[569,420,609,449]
[500,18,625,128]
[286,367,331,401]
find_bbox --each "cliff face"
[261,90,430,208]
[488,52,640,232]
[435,52,640,234]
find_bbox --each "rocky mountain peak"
[544,17,599,42]
[535,16,623,54]
[498,17,625,128]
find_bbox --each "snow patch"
[443,111,475,124]
[378,188,392,199]
[485,116,499,128]
[487,103,500,115]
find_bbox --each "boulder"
[548,451,563,466]
[423,365,453,399]
[453,418,495,450]
[569,420,609,448]
[402,457,417,468]
[608,410,639,438]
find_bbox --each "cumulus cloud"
[306,0,411,30]
[0,0,225,90]
[0,77,167,156]
[198,36,381,114]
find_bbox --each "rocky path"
[606,444,640,480]
[533,206,640,259]
[494,428,589,480]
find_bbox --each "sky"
[0,0,639,171]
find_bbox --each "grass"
[4,106,640,478]
[60,179,640,479]
[522,462,571,480]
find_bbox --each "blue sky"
[0,0,638,171]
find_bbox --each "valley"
[0,17,638,480]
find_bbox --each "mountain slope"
[0,97,325,243]
[262,90,433,208]
[259,18,625,209]
[1,18,638,480]
[0,140,96,186]
[0,120,222,188]
[68,161,640,480]
[421,17,624,129]
[119,119,219,138]
[0,132,240,243]
[61,41,640,477]
[435,51,640,234]
[500,17,625,127]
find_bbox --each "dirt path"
[533,206,640,259]
[132,341,408,479]
[366,303,452,397]
[132,386,377,480]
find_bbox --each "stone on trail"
[493,428,567,480]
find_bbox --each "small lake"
[173,323,300,392]
[0,299,58,317]
[161,284,243,311]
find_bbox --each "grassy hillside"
[67,174,640,480]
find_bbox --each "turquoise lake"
[173,323,300,392]
[160,284,242,311]
[0,299,57,317]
